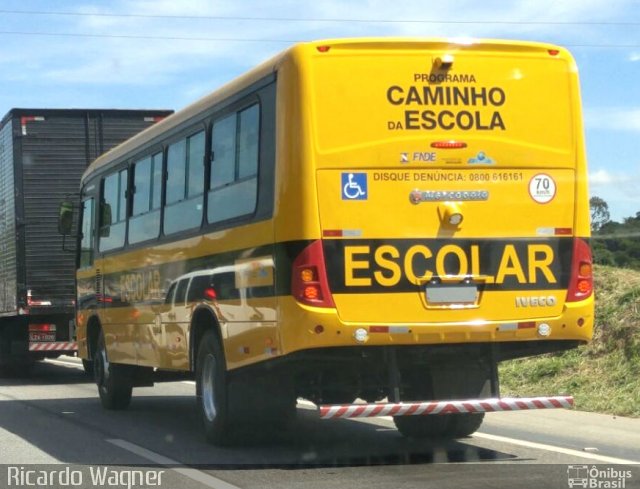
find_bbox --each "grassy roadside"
[499,265,640,417]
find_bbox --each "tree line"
[590,196,640,270]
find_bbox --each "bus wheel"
[94,332,132,410]
[394,412,485,439]
[196,330,234,446]
[450,412,484,437]
[82,359,94,377]
[393,415,450,438]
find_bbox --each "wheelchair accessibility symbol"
[342,172,368,200]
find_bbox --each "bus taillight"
[291,240,335,308]
[566,238,593,302]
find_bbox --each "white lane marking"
[107,439,242,489]
[181,381,196,385]
[474,432,640,465]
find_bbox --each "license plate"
[425,283,478,305]
[29,333,56,342]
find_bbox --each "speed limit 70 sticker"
[529,173,556,204]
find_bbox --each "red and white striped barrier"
[29,342,77,352]
[319,396,574,419]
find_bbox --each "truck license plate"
[29,332,56,342]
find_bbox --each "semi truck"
[0,108,172,370]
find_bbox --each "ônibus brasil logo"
[567,465,633,489]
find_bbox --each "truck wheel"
[196,330,235,446]
[394,412,485,439]
[94,332,132,410]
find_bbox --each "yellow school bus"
[65,38,593,445]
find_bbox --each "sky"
[0,0,638,222]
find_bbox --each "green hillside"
[499,265,640,417]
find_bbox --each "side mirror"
[58,200,74,235]
[99,203,112,238]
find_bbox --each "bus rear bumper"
[318,395,574,419]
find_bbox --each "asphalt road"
[0,357,638,489]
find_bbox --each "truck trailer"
[0,108,172,370]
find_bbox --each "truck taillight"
[29,323,56,332]
[566,238,593,302]
[291,240,335,308]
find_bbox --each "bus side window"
[164,131,205,235]
[208,104,259,224]
[99,169,127,251]
[129,152,162,244]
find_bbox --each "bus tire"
[393,412,485,439]
[393,415,450,439]
[196,330,235,446]
[450,412,484,437]
[82,359,94,377]
[94,332,132,410]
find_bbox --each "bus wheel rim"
[202,353,217,421]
